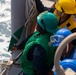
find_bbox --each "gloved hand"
[11,45,19,51]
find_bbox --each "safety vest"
[20,31,56,75]
[54,10,76,31]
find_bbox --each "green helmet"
[37,11,59,34]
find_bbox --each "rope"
[0,68,7,75]
[24,0,39,37]
[0,51,23,75]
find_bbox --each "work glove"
[11,45,19,51]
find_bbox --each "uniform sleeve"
[17,34,33,49]
[33,44,49,75]
[35,0,55,13]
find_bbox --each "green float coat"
[20,31,56,75]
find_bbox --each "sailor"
[50,28,74,59]
[50,28,76,73]
[35,0,76,46]
[35,0,76,33]
[12,11,59,75]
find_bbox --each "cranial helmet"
[51,28,72,46]
[55,0,76,14]
[37,11,59,34]
[60,59,76,72]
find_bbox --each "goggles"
[50,35,64,43]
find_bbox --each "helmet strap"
[61,7,65,13]
[41,19,47,31]
[66,44,69,53]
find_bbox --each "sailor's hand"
[11,45,19,51]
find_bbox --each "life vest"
[20,31,56,75]
[53,10,76,31]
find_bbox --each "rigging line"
[25,2,37,19]
[25,0,37,18]
[24,0,38,37]
[25,0,37,27]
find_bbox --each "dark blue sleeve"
[17,34,33,49]
[33,45,49,75]
[35,0,55,13]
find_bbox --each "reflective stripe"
[12,35,19,41]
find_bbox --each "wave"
[0,0,11,57]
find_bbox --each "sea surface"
[0,0,11,61]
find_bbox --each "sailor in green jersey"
[20,11,59,75]
[12,11,59,75]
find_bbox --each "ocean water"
[0,0,11,61]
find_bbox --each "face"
[73,14,76,19]
[62,46,67,57]
[56,9,68,19]
[56,9,70,24]
[36,23,46,34]
[36,23,41,31]
[56,10,63,16]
